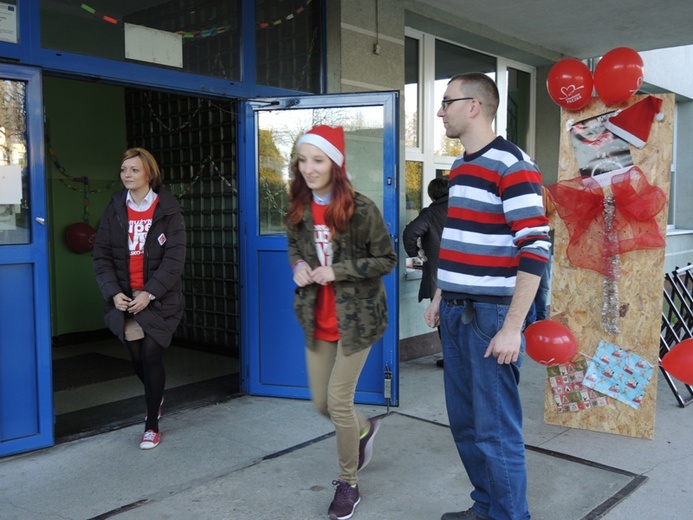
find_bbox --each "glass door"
[240,92,399,406]
[0,65,52,457]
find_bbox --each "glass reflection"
[257,106,384,235]
[0,79,29,245]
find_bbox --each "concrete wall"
[664,100,693,272]
[641,46,693,101]
[640,47,693,271]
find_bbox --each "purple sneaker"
[357,418,380,471]
[328,480,360,520]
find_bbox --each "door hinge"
[384,364,392,411]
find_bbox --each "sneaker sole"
[328,496,361,520]
[358,420,380,472]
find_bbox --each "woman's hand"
[311,266,335,285]
[112,292,132,313]
[293,262,314,287]
[126,292,151,314]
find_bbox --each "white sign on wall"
[124,23,183,69]
[0,2,18,44]
[0,165,21,204]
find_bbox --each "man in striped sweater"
[425,73,550,520]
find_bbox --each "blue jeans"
[440,299,530,520]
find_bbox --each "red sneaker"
[139,430,161,450]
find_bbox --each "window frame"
[404,28,536,209]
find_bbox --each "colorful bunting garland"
[75,1,314,37]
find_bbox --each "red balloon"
[661,338,693,385]
[546,59,594,110]
[64,222,96,254]
[524,320,578,366]
[594,47,644,106]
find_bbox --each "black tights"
[125,335,165,432]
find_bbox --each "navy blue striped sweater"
[438,136,551,301]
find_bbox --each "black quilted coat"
[93,188,186,348]
[402,195,448,302]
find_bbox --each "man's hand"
[484,326,521,364]
[425,293,441,328]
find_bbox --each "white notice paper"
[0,3,17,44]
[124,23,183,68]
[0,164,22,204]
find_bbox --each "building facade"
[0,0,691,457]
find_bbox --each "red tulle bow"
[548,167,666,275]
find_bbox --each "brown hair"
[286,157,355,236]
[449,72,500,119]
[121,148,163,191]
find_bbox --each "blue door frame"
[0,65,53,457]
[239,92,400,406]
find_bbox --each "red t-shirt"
[311,201,339,341]
[127,199,159,290]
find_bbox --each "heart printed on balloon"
[547,59,594,111]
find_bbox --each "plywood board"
[544,94,674,439]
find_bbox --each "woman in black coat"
[94,148,186,450]
[402,177,449,366]
[402,177,449,302]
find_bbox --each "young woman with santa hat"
[285,125,396,520]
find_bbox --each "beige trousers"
[306,339,371,485]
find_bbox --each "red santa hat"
[605,95,664,148]
[296,125,346,168]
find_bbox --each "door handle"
[35,217,45,225]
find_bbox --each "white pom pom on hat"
[296,125,346,168]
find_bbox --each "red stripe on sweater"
[448,206,506,224]
[440,248,519,268]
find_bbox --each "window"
[405,160,423,218]
[404,30,535,213]
[255,0,323,93]
[668,103,678,228]
[405,37,420,149]
[433,39,495,157]
[41,0,242,80]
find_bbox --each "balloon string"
[578,350,594,361]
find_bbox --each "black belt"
[444,295,513,306]
[447,298,471,306]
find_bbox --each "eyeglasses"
[439,97,480,110]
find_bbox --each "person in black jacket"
[94,148,186,450]
[403,177,449,366]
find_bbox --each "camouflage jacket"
[286,192,397,356]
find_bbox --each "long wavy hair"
[286,156,355,236]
